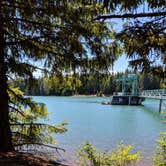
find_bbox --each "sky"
[114,54,129,72]
[110,18,129,73]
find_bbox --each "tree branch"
[10,122,67,133]
[95,11,166,20]
[12,131,31,140]
[6,17,52,27]
[14,143,65,152]
[9,105,25,117]
[10,122,53,127]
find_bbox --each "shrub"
[153,133,166,166]
[77,142,140,166]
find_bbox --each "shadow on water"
[142,99,166,121]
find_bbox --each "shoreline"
[26,94,112,97]
[0,151,152,166]
[0,151,68,166]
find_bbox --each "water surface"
[33,96,165,165]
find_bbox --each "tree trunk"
[0,3,14,151]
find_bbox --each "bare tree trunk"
[0,2,14,151]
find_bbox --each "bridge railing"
[140,89,166,98]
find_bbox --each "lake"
[33,96,165,166]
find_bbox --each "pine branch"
[95,11,166,20]
[5,31,59,57]
[1,2,61,13]
[8,88,35,108]
[6,37,51,46]
[10,122,53,126]
[9,105,25,117]
[14,143,65,152]
[6,17,52,27]
[10,61,48,73]
[10,123,66,130]
[1,3,47,11]
[22,63,48,73]
[12,132,31,140]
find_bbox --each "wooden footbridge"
[140,89,166,113]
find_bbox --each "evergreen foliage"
[94,0,166,77]
[0,1,117,152]
[9,87,67,154]
[11,71,165,96]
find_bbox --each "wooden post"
[159,99,162,113]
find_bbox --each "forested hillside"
[11,71,165,96]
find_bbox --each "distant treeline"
[11,71,166,96]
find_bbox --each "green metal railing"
[140,89,166,99]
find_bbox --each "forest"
[11,71,166,96]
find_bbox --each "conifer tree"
[0,1,117,152]
[94,0,166,77]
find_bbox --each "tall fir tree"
[0,1,119,152]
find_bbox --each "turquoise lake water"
[33,96,166,166]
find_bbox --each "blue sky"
[110,18,129,73]
[114,54,129,72]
